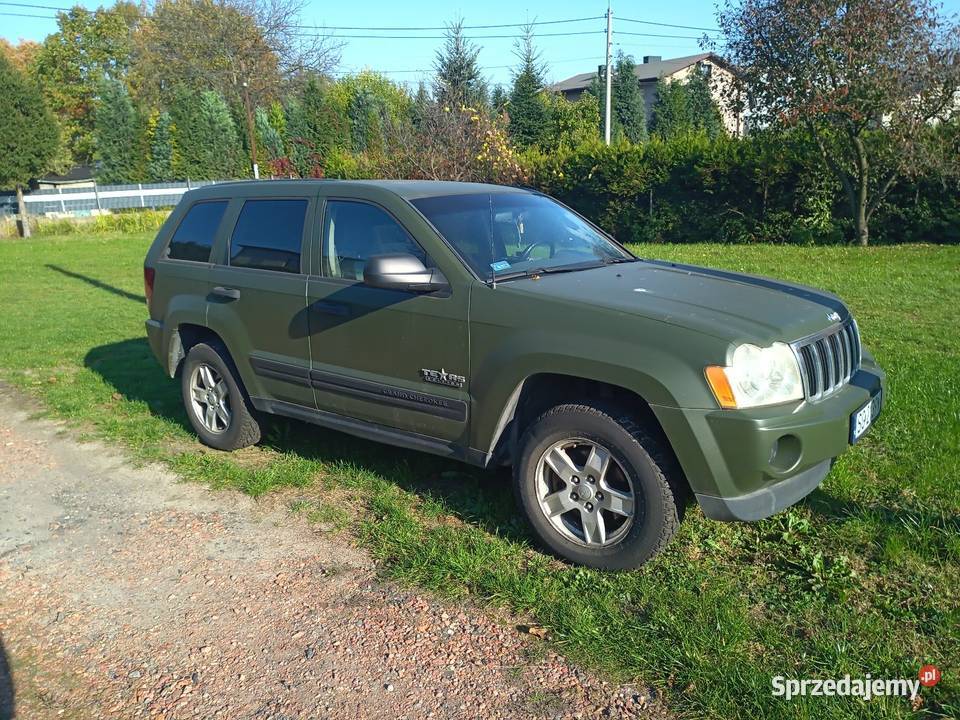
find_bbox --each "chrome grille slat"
[792,318,861,402]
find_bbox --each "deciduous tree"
[0,54,58,236]
[717,0,960,245]
[34,3,139,165]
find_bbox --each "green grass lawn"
[0,232,957,719]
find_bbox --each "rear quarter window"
[229,199,307,274]
[167,200,228,262]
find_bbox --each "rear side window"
[167,200,228,262]
[230,199,307,274]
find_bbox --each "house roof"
[548,53,719,93]
[38,165,94,185]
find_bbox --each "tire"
[181,341,261,451]
[514,403,683,570]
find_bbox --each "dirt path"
[0,388,666,720]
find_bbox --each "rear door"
[305,194,470,442]
[206,189,318,409]
[152,198,229,319]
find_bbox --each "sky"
[3,0,960,88]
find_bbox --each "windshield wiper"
[488,261,611,284]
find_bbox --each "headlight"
[705,342,804,409]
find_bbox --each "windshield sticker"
[490,260,511,272]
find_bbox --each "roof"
[548,53,719,94]
[37,165,94,185]
[203,179,529,201]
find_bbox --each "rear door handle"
[312,300,350,317]
[211,286,241,300]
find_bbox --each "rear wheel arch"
[170,324,228,377]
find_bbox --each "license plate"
[850,391,882,444]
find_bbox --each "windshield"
[410,192,634,281]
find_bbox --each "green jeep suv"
[144,180,885,569]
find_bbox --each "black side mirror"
[363,254,448,293]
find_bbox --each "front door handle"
[211,286,241,300]
[312,300,350,317]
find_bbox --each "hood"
[498,259,849,345]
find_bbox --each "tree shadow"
[0,634,14,720]
[46,264,145,304]
[83,338,529,543]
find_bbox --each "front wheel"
[181,341,261,451]
[514,403,683,570]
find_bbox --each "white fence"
[0,180,228,218]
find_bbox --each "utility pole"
[241,80,259,180]
[604,2,613,145]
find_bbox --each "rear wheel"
[514,403,683,570]
[181,341,261,450]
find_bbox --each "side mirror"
[363,254,448,293]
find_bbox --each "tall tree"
[255,106,284,163]
[718,0,960,245]
[540,92,601,151]
[589,52,647,142]
[171,88,242,179]
[650,70,724,139]
[133,0,280,108]
[94,79,139,183]
[434,19,487,109]
[508,24,548,147]
[611,53,647,143]
[283,77,348,177]
[34,3,139,165]
[0,54,58,236]
[145,110,176,182]
[490,85,508,113]
[684,70,724,139]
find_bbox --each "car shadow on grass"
[0,635,14,720]
[84,338,530,544]
[84,338,194,436]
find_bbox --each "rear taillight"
[143,266,155,311]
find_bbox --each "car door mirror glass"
[363,254,448,292]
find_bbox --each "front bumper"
[652,353,885,521]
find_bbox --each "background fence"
[0,180,227,219]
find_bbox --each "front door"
[306,198,470,442]
[207,194,317,409]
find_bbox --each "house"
[35,165,96,190]
[548,53,746,137]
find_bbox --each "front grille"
[792,319,861,401]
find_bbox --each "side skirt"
[250,397,492,468]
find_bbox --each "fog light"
[769,434,801,472]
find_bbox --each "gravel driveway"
[0,387,667,720]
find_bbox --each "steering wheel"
[518,241,555,261]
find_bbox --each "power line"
[619,16,720,33]
[293,29,604,40]
[617,30,718,40]
[0,9,54,17]
[0,1,69,9]
[334,55,604,76]
[295,15,604,31]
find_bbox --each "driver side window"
[321,200,431,281]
